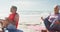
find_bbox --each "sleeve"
[44,15,50,20]
[58,16,60,22]
[44,14,51,23]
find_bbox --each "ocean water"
[17,11,52,32]
[19,11,51,24]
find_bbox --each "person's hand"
[41,17,44,21]
[55,20,60,24]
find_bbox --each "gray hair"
[54,5,60,10]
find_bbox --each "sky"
[0,0,60,11]
[0,0,60,23]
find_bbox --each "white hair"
[54,5,60,10]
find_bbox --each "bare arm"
[14,14,19,25]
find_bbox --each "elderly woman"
[41,5,60,32]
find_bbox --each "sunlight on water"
[17,11,50,32]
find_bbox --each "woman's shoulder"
[15,13,19,16]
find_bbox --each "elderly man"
[41,5,60,32]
